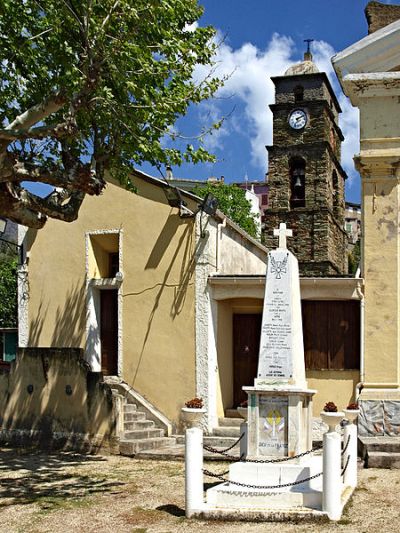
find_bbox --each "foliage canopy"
[193,182,260,239]
[0,0,223,228]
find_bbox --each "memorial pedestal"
[244,386,316,458]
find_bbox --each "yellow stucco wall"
[362,178,399,384]
[306,370,359,414]
[26,178,197,423]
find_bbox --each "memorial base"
[206,455,323,511]
[243,386,316,458]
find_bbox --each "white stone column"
[185,427,204,517]
[322,412,344,521]
[343,410,359,488]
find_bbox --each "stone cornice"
[332,18,400,82]
[340,72,400,105]
[354,154,400,179]
[266,142,347,180]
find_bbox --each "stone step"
[206,483,322,511]
[212,426,241,438]
[218,417,243,427]
[124,411,146,422]
[120,437,174,456]
[360,437,400,455]
[203,435,242,448]
[225,409,242,419]
[123,403,138,413]
[123,420,154,431]
[366,451,400,469]
[124,428,164,440]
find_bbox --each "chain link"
[204,439,322,462]
[203,432,244,456]
[341,434,351,456]
[203,469,323,490]
[341,455,350,477]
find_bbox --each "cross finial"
[304,38,314,61]
[273,223,293,249]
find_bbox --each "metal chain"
[203,432,244,455]
[240,444,323,464]
[203,469,322,490]
[341,455,350,477]
[341,434,351,456]
[203,441,322,462]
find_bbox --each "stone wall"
[263,209,347,276]
[0,348,120,451]
[365,1,400,34]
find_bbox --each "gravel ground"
[0,447,399,533]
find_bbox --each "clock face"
[289,109,307,130]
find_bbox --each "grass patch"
[36,495,94,514]
[123,507,163,527]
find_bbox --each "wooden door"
[100,290,118,375]
[302,300,360,370]
[233,314,262,407]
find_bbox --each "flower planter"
[343,408,360,424]
[320,411,345,432]
[181,407,206,428]
[237,406,248,421]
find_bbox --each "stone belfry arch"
[263,49,348,276]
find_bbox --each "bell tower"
[263,48,348,276]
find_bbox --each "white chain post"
[343,410,359,488]
[322,413,344,520]
[185,427,204,517]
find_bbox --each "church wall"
[306,370,359,414]
[25,178,198,425]
[362,178,399,384]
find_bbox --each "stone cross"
[273,223,293,249]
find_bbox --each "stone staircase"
[359,436,400,468]
[119,403,176,456]
[203,410,243,451]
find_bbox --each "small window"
[294,85,304,102]
[261,193,268,206]
[88,232,120,279]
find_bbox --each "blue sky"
[140,0,395,204]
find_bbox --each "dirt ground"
[0,448,399,533]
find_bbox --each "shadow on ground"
[156,503,185,517]
[0,448,127,509]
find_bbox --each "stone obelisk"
[244,223,315,457]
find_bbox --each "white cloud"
[194,32,360,184]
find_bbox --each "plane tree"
[0,0,223,228]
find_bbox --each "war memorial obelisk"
[244,223,315,457]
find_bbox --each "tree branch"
[6,92,67,132]
[0,121,77,142]
[8,161,106,196]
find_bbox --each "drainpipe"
[355,281,365,401]
[216,217,226,274]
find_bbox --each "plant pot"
[237,406,248,421]
[343,408,360,424]
[320,411,345,432]
[181,407,206,428]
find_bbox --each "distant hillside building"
[345,202,361,246]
